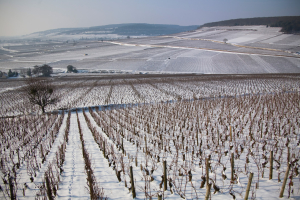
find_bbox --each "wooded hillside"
[199,16,300,34]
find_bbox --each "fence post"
[244,172,253,200]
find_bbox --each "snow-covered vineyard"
[1,74,300,199]
[1,74,300,117]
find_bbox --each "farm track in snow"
[107,41,299,59]
[160,35,290,54]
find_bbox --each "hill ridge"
[29,23,199,37]
[199,16,300,34]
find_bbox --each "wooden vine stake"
[196,131,199,146]
[130,166,136,198]
[103,141,106,157]
[205,183,211,200]
[230,126,232,142]
[9,176,15,200]
[17,149,20,167]
[163,160,167,191]
[269,151,273,180]
[121,138,124,154]
[145,136,147,155]
[45,173,54,200]
[287,147,290,163]
[217,130,220,146]
[231,153,235,182]
[206,157,210,186]
[244,172,253,200]
[279,163,290,198]
[40,144,44,159]
[158,194,162,200]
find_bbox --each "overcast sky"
[0,0,299,37]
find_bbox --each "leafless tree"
[23,78,58,113]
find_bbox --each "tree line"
[1,64,78,78]
[198,16,300,34]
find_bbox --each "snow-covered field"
[1,25,300,199]
[1,26,300,74]
[0,74,300,199]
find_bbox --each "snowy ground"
[1,73,300,117]
[0,74,300,199]
[1,26,300,74]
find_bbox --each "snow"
[1,83,300,199]
[1,25,300,74]
[17,113,68,199]
[57,112,89,199]
[77,110,131,199]
[1,25,300,199]
[229,34,266,44]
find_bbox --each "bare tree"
[23,78,58,113]
[223,38,228,44]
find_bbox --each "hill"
[1,25,300,75]
[199,16,300,34]
[29,23,199,37]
